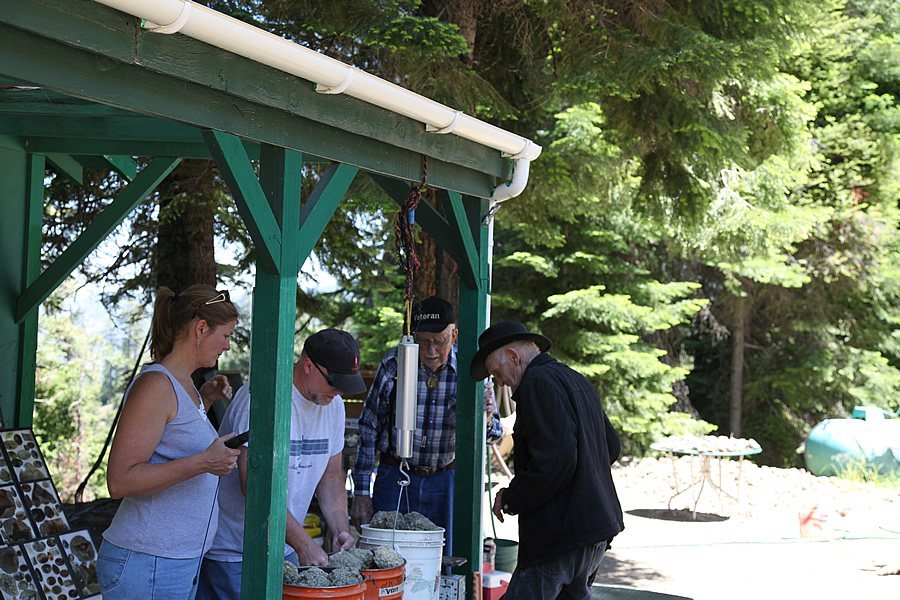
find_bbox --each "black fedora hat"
[470,320,552,380]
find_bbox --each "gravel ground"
[483,455,899,600]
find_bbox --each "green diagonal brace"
[204,130,281,274]
[104,155,138,180]
[46,152,83,184]
[440,190,480,288]
[298,163,359,265]
[15,157,180,322]
[370,174,474,287]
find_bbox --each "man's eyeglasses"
[413,333,454,350]
[309,359,336,389]
[192,290,230,317]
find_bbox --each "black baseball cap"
[303,329,367,395]
[413,296,455,333]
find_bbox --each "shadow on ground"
[626,508,728,522]
[595,553,667,589]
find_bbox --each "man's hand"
[200,374,232,406]
[351,495,374,529]
[295,536,328,567]
[333,531,355,552]
[492,488,506,523]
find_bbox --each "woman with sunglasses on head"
[97,284,242,599]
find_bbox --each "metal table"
[650,439,762,519]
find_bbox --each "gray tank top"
[102,364,220,558]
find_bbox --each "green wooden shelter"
[0,0,539,598]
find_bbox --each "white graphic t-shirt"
[205,382,345,562]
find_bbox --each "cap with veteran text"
[412,296,455,333]
[303,329,367,395]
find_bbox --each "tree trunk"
[729,295,747,436]
[423,0,478,65]
[414,189,460,307]
[155,160,218,291]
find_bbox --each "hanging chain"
[395,156,428,336]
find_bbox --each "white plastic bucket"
[358,525,444,600]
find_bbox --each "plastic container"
[282,582,366,599]
[360,562,405,599]
[358,525,444,600]
[804,407,899,476]
[482,537,496,573]
[493,538,518,574]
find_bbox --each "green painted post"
[454,195,491,598]
[0,138,35,427]
[240,144,302,600]
[14,153,45,428]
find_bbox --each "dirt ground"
[482,456,899,600]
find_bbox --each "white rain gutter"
[92,0,540,203]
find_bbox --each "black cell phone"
[225,431,250,448]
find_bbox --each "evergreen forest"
[34,0,898,499]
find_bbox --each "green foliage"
[33,288,120,502]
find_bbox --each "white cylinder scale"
[394,336,419,459]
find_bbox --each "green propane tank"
[804,406,899,476]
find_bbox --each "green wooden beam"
[0,115,204,143]
[454,196,491,596]
[203,130,282,274]
[0,0,503,198]
[15,157,181,322]
[242,144,302,600]
[298,163,359,265]
[74,155,137,179]
[440,190,480,289]
[14,152,45,428]
[45,152,82,184]
[23,137,248,160]
[370,174,476,286]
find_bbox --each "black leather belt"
[380,454,454,477]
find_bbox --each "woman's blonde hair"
[150,284,238,360]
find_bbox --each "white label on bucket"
[380,584,402,596]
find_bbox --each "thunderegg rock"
[370,510,408,529]
[329,567,364,586]
[372,546,405,569]
[404,511,439,531]
[295,566,330,588]
[368,510,440,531]
[283,561,301,586]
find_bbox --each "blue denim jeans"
[97,539,202,600]
[197,552,298,600]
[372,462,454,554]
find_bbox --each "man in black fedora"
[471,320,624,599]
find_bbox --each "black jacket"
[502,353,624,566]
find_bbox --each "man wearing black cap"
[471,320,624,599]
[198,329,368,600]
[350,296,503,554]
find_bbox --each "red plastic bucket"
[282,582,366,599]
[360,563,405,599]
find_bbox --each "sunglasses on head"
[191,290,230,318]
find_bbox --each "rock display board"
[0,428,100,599]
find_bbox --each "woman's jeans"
[97,539,201,600]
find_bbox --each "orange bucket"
[361,563,405,599]
[282,582,367,599]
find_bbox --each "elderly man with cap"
[471,320,624,599]
[351,296,503,554]
[197,329,367,600]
